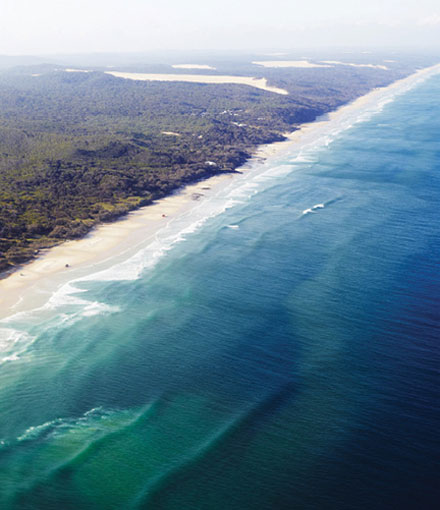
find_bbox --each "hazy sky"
[1,0,440,55]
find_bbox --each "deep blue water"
[0,72,439,509]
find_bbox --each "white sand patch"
[65,68,92,73]
[105,71,288,95]
[252,60,331,68]
[321,61,388,70]
[172,64,216,70]
[260,52,288,57]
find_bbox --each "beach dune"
[104,71,289,95]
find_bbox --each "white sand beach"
[104,71,289,95]
[1,64,439,319]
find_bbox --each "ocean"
[0,70,439,509]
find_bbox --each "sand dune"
[252,60,331,68]
[321,61,388,70]
[105,71,288,95]
[172,64,216,70]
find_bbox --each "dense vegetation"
[0,57,427,273]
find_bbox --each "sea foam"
[0,327,36,364]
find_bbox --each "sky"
[1,0,440,55]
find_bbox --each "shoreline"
[1,63,439,321]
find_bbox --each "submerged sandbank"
[1,64,439,320]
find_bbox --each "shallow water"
[1,71,439,509]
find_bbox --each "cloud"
[418,14,440,26]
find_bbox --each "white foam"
[74,188,245,284]
[13,408,96,443]
[5,405,137,447]
[2,354,20,362]
[15,406,111,443]
[0,327,36,364]
[42,279,118,312]
[302,203,325,216]
[17,419,61,442]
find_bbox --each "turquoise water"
[1,72,440,509]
